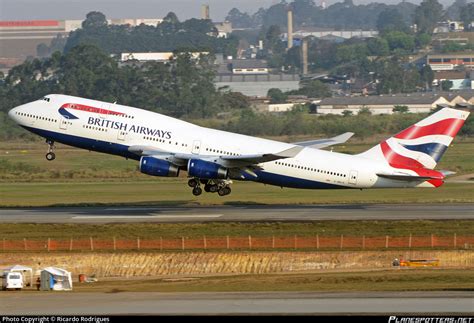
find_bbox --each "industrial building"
[427,53,474,71]
[215,74,300,97]
[433,70,474,90]
[120,52,209,63]
[0,18,163,69]
[315,92,474,115]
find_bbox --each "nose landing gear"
[45,140,56,161]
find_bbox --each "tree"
[81,11,107,30]
[358,107,372,115]
[441,41,465,52]
[460,3,474,31]
[419,64,434,90]
[267,88,288,103]
[221,92,250,110]
[163,12,180,24]
[393,105,409,113]
[226,8,253,28]
[383,31,415,52]
[367,38,389,56]
[298,80,331,98]
[376,9,409,34]
[342,110,353,117]
[265,25,283,53]
[446,0,467,20]
[415,33,432,48]
[441,80,453,91]
[414,0,444,34]
[36,43,49,57]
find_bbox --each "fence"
[1,235,473,252]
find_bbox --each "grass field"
[70,269,474,293]
[1,220,473,240]
[1,181,474,207]
[1,139,473,207]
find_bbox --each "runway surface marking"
[1,291,472,314]
[72,214,223,219]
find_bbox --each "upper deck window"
[41,97,51,102]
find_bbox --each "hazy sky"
[0,0,458,22]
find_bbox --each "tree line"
[38,11,239,58]
[227,0,474,31]
[0,45,249,140]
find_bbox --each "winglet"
[293,132,354,149]
[329,132,355,145]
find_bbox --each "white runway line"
[73,214,223,219]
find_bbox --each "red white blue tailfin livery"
[8,95,470,195]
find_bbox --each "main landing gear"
[45,140,56,161]
[188,178,232,197]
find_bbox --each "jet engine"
[140,156,180,177]
[187,159,228,179]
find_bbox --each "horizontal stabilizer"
[292,132,354,149]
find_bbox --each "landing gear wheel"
[188,178,199,188]
[218,186,231,196]
[45,152,56,161]
[204,184,211,193]
[45,139,56,161]
[192,186,203,196]
[209,185,218,193]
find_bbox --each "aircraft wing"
[128,145,303,167]
[292,132,354,149]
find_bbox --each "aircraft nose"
[8,107,18,121]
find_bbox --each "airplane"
[8,94,470,196]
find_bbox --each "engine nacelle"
[140,156,180,177]
[187,159,228,179]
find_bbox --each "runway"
[1,291,472,315]
[0,204,473,223]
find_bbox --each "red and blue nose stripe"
[58,103,126,120]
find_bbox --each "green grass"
[1,139,474,182]
[1,220,472,240]
[1,181,474,207]
[1,139,473,207]
[71,269,474,293]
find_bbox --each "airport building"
[315,91,474,115]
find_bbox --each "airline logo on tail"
[381,108,469,171]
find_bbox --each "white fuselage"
[8,94,430,189]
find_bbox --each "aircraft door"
[192,140,201,154]
[349,170,358,185]
[117,130,127,141]
[59,118,68,130]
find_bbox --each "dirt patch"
[1,250,472,279]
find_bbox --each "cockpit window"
[41,97,51,102]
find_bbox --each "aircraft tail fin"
[358,108,470,170]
